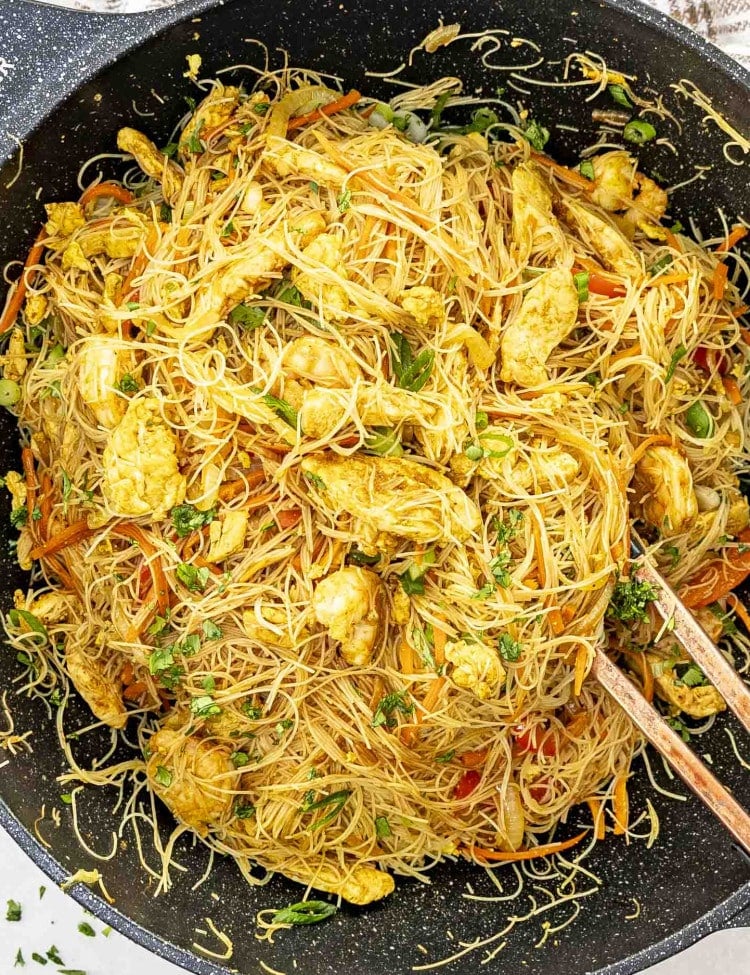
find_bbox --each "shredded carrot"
[0,227,46,335]
[587,799,606,841]
[292,533,325,573]
[664,230,682,252]
[39,472,53,540]
[681,541,750,609]
[466,829,588,862]
[21,447,38,519]
[218,475,261,501]
[609,342,642,367]
[612,773,629,835]
[726,593,750,634]
[245,490,278,511]
[529,152,592,190]
[642,656,654,703]
[29,519,94,561]
[121,661,135,686]
[561,604,576,625]
[735,308,750,322]
[118,225,159,305]
[713,261,729,300]
[111,523,169,616]
[286,89,362,131]
[718,224,748,252]
[123,682,147,702]
[398,639,415,674]
[193,555,222,576]
[79,181,135,207]
[359,104,378,120]
[277,508,302,530]
[573,643,590,696]
[650,273,690,287]
[722,375,742,405]
[628,434,674,469]
[400,676,447,745]
[355,213,379,260]
[565,712,589,738]
[548,607,565,637]
[432,623,447,667]
[460,748,488,768]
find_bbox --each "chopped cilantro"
[390,331,435,392]
[228,303,267,330]
[375,815,392,839]
[203,620,222,640]
[176,563,210,592]
[154,765,172,787]
[607,577,659,624]
[579,159,595,181]
[372,690,413,729]
[435,749,456,763]
[270,900,337,925]
[6,899,22,921]
[337,188,352,212]
[116,373,139,394]
[78,922,96,937]
[521,118,550,151]
[498,633,522,662]
[170,503,216,537]
[608,84,632,108]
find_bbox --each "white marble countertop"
[0,825,747,974]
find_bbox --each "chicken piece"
[117,127,184,201]
[14,589,76,625]
[397,286,444,326]
[726,490,750,536]
[241,181,264,214]
[283,336,359,387]
[301,452,481,544]
[5,470,26,512]
[44,202,86,238]
[242,605,309,649]
[65,644,127,729]
[445,638,505,700]
[3,328,27,382]
[24,294,48,327]
[293,233,350,321]
[102,397,186,519]
[590,151,636,212]
[61,241,92,273]
[589,152,668,238]
[286,861,395,905]
[500,268,578,387]
[634,445,698,536]
[265,137,348,185]
[560,198,642,277]
[195,212,327,321]
[179,85,241,159]
[300,384,436,440]
[511,162,560,262]
[80,209,147,260]
[647,655,725,719]
[97,273,123,333]
[312,567,384,666]
[146,727,235,835]
[206,509,248,562]
[76,336,134,429]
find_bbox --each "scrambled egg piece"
[265,137,348,185]
[500,268,578,386]
[301,452,481,544]
[312,567,384,666]
[206,509,248,562]
[62,241,92,272]
[102,397,186,519]
[117,127,184,201]
[24,294,48,327]
[98,273,123,332]
[286,862,395,905]
[65,644,127,729]
[5,470,26,511]
[726,489,750,535]
[445,638,505,700]
[390,586,411,626]
[634,445,698,536]
[77,336,134,429]
[647,656,725,719]
[561,198,642,277]
[44,202,86,237]
[146,728,235,835]
[300,384,436,440]
[397,286,444,326]
[179,85,241,159]
[511,162,560,262]
[3,328,27,382]
[283,336,359,387]
[293,233,350,321]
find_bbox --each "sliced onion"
[499,783,526,851]
[265,85,336,139]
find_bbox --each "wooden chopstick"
[631,535,750,737]
[592,648,750,854]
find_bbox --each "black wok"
[0,1,749,972]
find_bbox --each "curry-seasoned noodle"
[3,49,750,921]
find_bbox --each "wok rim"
[0,1,749,973]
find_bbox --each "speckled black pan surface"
[0,1,749,972]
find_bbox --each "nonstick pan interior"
[0,1,749,973]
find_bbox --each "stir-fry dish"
[3,66,750,909]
